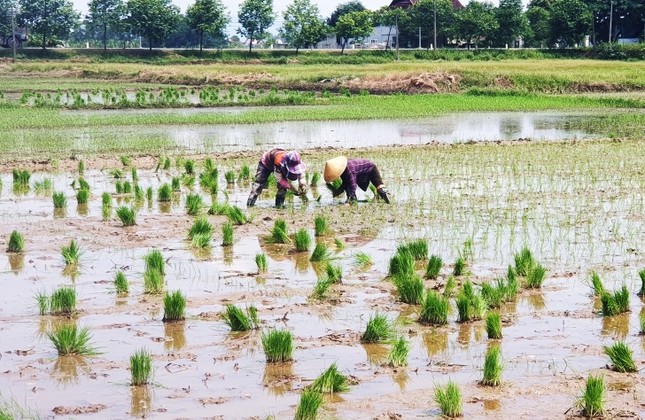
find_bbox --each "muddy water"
[1,154,645,419]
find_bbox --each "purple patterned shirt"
[340,159,376,201]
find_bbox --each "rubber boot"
[247,194,258,207]
[275,195,286,208]
[377,186,391,204]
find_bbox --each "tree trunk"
[103,25,107,51]
[248,36,253,53]
[148,30,153,51]
[42,32,47,50]
[386,26,393,51]
[341,40,346,54]
[199,31,204,52]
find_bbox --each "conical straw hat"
[324,156,348,183]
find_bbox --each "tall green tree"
[525,4,550,47]
[186,0,229,52]
[453,1,498,48]
[237,0,274,53]
[18,0,79,49]
[548,0,591,47]
[87,0,126,50]
[335,10,372,53]
[493,0,528,47]
[328,1,365,46]
[126,0,180,50]
[411,0,458,49]
[0,0,15,36]
[280,0,327,52]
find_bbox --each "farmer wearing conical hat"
[323,156,390,204]
[247,149,307,208]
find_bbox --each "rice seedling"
[309,362,349,393]
[185,193,204,215]
[393,273,424,305]
[122,180,132,194]
[269,218,290,244]
[129,166,138,183]
[388,250,415,277]
[163,157,171,170]
[226,205,248,225]
[191,232,212,248]
[114,271,129,295]
[130,348,153,386]
[486,312,502,339]
[76,188,90,205]
[419,290,449,325]
[144,249,165,276]
[354,251,372,267]
[12,169,30,186]
[310,172,320,187]
[162,290,186,322]
[603,341,637,372]
[208,202,230,215]
[310,243,331,262]
[146,187,153,202]
[224,170,236,184]
[52,191,67,208]
[481,345,503,386]
[294,229,311,252]
[61,240,81,266]
[261,329,294,363]
[7,230,24,253]
[184,159,195,175]
[294,389,323,420]
[311,276,334,300]
[171,176,181,191]
[143,268,164,294]
[36,291,49,315]
[481,282,504,309]
[256,253,268,273]
[222,304,258,331]
[637,268,645,297]
[49,286,76,316]
[78,160,85,175]
[33,177,53,193]
[425,255,442,279]
[101,192,112,207]
[576,374,604,418]
[526,263,547,289]
[188,217,213,238]
[514,247,535,276]
[453,256,466,276]
[314,215,329,236]
[134,185,144,201]
[116,206,136,226]
[109,168,123,179]
[101,203,111,221]
[238,164,251,182]
[158,183,172,201]
[456,292,472,323]
[434,380,462,418]
[325,263,343,284]
[47,324,97,356]
[600,286,630,316]
[78,178,90,191]
[399,239,428,261]
[120,155,131,167]
[222,222,234,246]
[361,313,395,343]
[504,272,520,301]
[640,309,645,335]
[115,180,124,194]
[443,275,456,297]
[387,337,410,367]
[590,272,605,296]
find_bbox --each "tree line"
[0,0,642,51]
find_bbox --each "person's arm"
[297,172,307,194]
[326,181,344,197]
[345,172,358,202]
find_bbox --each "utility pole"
[608,0,614,43]
[395,14,399,60]
[11,3,16,60]
[418,27,421,48]
[433,0,437,50]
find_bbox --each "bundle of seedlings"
[225,206,248,225]
[114,271,129,295]
[388,249,415,277]
[600,285,630,316]
[238,165,251,182]
[434,380,462,418]
[354,252,373,268]
[590,271,605,296]
[310,243,331,262]
[386,337,410,367]
[61,240,81,266]
[638,268,645,297]
[310,276,334,300]
[185,193,204,216]
[324,263,343,284]
[12,169,30,187]
[453,255,466,276]
[188,218,213,248]
[143,249,165,294]
[269,218,290,244]
[255,253,268,273]
[162,290,186,322]
[308,363,349,394]
[397,239,428,261]
[293,229,311,252]
[7,230,25,253]
[130,349,153,386]
[314,215,330,236]
[116,206,137,226]
[481,345,504,386]
[222,304,258,331]
[184,159,195,175]
[603,341,637,372]
[576,375,604,418]
[47,324,97,356]
[393,273,424,305]
[224,170,236,184]
[294,389,323,420]
[361,313,396,344]
[222,222,234,246]
[456,280,486,322]
[208,202,231,216]
[157,183,172,202]
[52,191,67,209]
[486,312,503,339]
[513,247,548,288]
[261,329,294,363]
[425,255,443,279]
[419,290,450,325]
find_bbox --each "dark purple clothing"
[331,159,384,202]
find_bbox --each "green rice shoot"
[294,389,323,420]
[393,273,424,305]
[419,290,449,325]
[603,341,637,372]
[308,362,349,393]
[294,228,311,252]
[255,253,268,273]
[222,221,234,246]
[52,191,67,208]
[310,243,331,262]
[130,348,153,386]
[354,251,373,267]
[590,271,605,296]
[434,380,463,418]
[116,206,136,226]
[576,374,604,418]
[114,271,129,295]
[7,230,25,253]
[387,337,410,367]
[47,324,97,356]
[61,240,81,266]
[361,313,395,344]
[162,290,186,322]
[486,312,503,339]
[144,249,165,276]
[425,255,442,279]
[261,329,294,363]
[49,286,76,316]
[314,215,329,236]
[143,268,164,294]
[481,345,503,386]
[222,304,258,331]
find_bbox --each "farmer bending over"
[247,149,307,208]
[323,156,390,204]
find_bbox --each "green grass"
[224,170,236,184]
[120,155,131,167]
[7,230,25,253]
[130,348,153,386]
[49,286,76,316]
[12,169,30,186]
[388,250,415,277]
[425,255,442,279]
[333,237,345,250]
[185,193,204,215]
[310,243,331,262]
[114,271,129,295]
[434,380,463,418]
[526,263,547,289]
[294,389,323,420]
[308,363,349,393]
[47,324,97,356]
[78,160,85,175]
[116,206,136,226]
[144,249,165,276]
[603,341,637,372]
[294,229,311,252]
[576,374,604,418]
[398,239,428,261]
[640,310,645,335]
[222,304,258,331]
[191,233,212,248]
[361,313,395,344]
[188,217,213,239]
[101,192,112,207]
[387,337,410,367]
[393,273,424,305]
[270,218,290,244]
[162,290,186,322]
[61,240,81,265]
[514,247,535,276]
[238,164,251,182]
[314,215,329,236]
[184,159,195,175]
[419,290,449,325]
[261,329,294,363]
[486,312,503,340]
[325,263,343,284]
[481,282,505,309]
[453,256,466,276]
[638,268,645,297]
[481,345,503,386]
[52,191,67,208]
[36,291,49,315]
[33,177,53,193]
[443,275,456,297]
[590,271,605,296]
[76,188,89,205]
[157,183,172,201]
[255,253,268,273]
[0,392,40,419]
[222,222,234,246]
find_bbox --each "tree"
[126,0,180,50]
[0,0,15,36]
[237,0,274,53]
[493,0,528,47]
[335,10,372,53]
[186,0,229,52]
[548,0,591,47]
[18,0,79,49]
[525,4,550,47]
[411,0,458,49]
[453,1,498,48]
[87,0,125,50]
[328,1,365,45]
[280,0,327,52]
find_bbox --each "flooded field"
[1,138,645,419]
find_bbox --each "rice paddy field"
[1,57,645,419]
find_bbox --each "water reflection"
[130,385,153,416]
[164,322,187,350]
[223,246,233,265]
[392,369,410,391]
[600,313,629,340]
[52,355,90,385]
[262,363,294,396]
[457,324,471,346]
[361,343,389,365]
[54,208,67,219]
[8,253,25,273]
[525,293,546,311]
[484,399,502,411]
[294,252,310,274]
[76,203,89,217]
[423,328,449,357]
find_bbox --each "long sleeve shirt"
[260,149,305,190]
[330,159,377,202]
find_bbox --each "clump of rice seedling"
[208,202,230,216]
[294,229,311,252]
[311,277,334,299]
[116,206,137,226]
[7,230,25,253]
[53,191,67,208]
[191,232,212,248]
[114,271,129,295]
[144,249,165,276]
[419,290,449,325]
[36,291,49,315]
[425,255,442,279]
[309,362,349,393]
[269,218,290,244]
[453,256,466,276]
[325,263,342,283]
[387,337,410,367]
[388,250,415,277]
[398,239,428,261]
[222,304,259,331]
[486,312,502,339]
[184,159,195,175]
[143,268,164,294]
[49,286,76,315]
[101,203,111,221]
[481,282,504,309]
[12,169,30,186]
[224,170,236,184]
[222,222,234,246]
[238,164,251,182]
[514,247,534,276]
[393,273,424,305]
[158,183,172,202]
[603,341,637,372]
[334,237,345,250]
[640,310,645,335]
[131,167,138,182]
[163,157,171,170]
[576,375,604,418]
[310,243,331,262]
[637,268,645,297]
[185,193,204,215]
[434,380,462,418]
[262,329,293,363]
[78,160,85,175]
[481,345,503,386]
[78,178,90,191]
[76,189,89,206]
[361,313,395,343]
[354,252,372,267]
[102,192,112,207]
[61,240,81,266]
[109,168,123,179]
[171,176,181,191]
[504,271,520,301]
[47,324,97,356]
[146,187,153,202]
[255,253,268,273]
[122,180,132,194]
[115,180,124,194]
[130,348,153,386]
[294,389,323,420]
[162,290,186,322]
[226,205,248,225]
[120,155,131,167]
[314,215,329,236]
[310,172,320,187]
[443,275,456,297]
[600,285,630,316]
[33,177,53,193]
[134,185,144,201]
[456,285,485,322]
[188,217,212,240]
[590,271,605,296]
[526,263,547,289]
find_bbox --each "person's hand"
[325,183,335,192]
[298,184,308,195]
